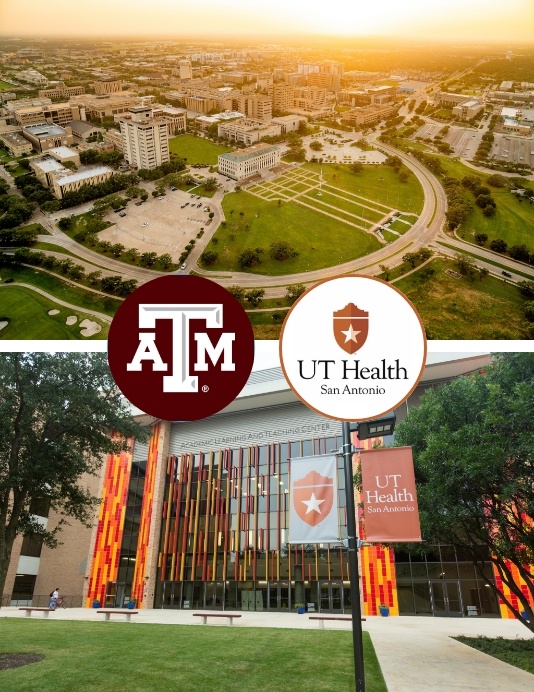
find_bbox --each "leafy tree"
[227,285,245,302]
[474,232,488,246]
[285,283,306,302]
[111,243,125,258]
[245,288,265,307]
[455,253,477,280]
[0,353,147,601]
[157,254,174,270]
[238,248,264,268]
[379,264,390,281]
[509,244,530,263]
[517,281,534,299]
[393,353,534,632]
[101,275,122,293]
[140,252,158,268]
[57,217,72,232]
[482,205,496,218]
[269,241,299,261]
[86,270,102,286]
[309,141,323,151]
[523,301,534,322]
[200,250,219,266]
[350,162,363,174]
[490,239,507,253]
[204,177,218,192]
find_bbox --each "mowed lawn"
[304,162,425,214]
[0,287,108,340]
[459,191,534,248]
[206,192,382,275]
[395,258,529,339]
[0,620,387,692]
[169,134,231,165]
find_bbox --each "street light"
[341,411,397,692]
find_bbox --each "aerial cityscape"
[0,2,533,339]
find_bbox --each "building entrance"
[430,580,463,617]
[319,580,344,613]
[268,581,292,611]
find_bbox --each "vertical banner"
[288,454,340,544]
[360,446,421,542]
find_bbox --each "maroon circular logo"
[108,275,254,421]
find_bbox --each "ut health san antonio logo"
[333,303,368,355]
[280,275,426,423]
[108,275,254,421]
[293,470,334,527]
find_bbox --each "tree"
[157,254,174,270]
[393,353,534,632]
[309,141,323,151]
[227,285,245,302]
[350,162,363,174]
[490,239,507,253]
[269,241,299,261]
[0,353,147,602]
[285,283,306,303]
[204,177,218,192]
[140,252,158,267]
[238,248,264,268]
[379,264,390,281]
[474,232,488,246]
[517,281,534,299]
[509,244,530,263]
[455,253,477,280]
[200,250,219,266]
[245,288,265,307]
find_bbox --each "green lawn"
[395,258,529,339]
[169,134,231,165]
[459,192,534,247]
[0,266,121,318]
[304,162,424,214]
[0,287,108,340]
[453,636,534,676]
[18,222,50,237]
[0,80,16,90]
[0,620,386,692]
[205,192,382,275]
[302,190,385,224]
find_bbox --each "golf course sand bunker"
[48,309,60,315]
[66,315,77,325]
[0,321,8,331]
[79,319,101,337]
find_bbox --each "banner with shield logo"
[288,455,340,544]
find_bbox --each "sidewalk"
[1,608,532,690]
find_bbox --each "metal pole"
[342,422,366,692]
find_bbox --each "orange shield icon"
[333,303,369,355]
[293,470,334,527]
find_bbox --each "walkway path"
[0,283,112,322]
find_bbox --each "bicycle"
[51,597,67,609]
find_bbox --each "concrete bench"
[97,609,138,623]
[19,607,54,618]
[309,616,366,629]
[193,612,242,626]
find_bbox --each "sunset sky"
[1,0,533,42]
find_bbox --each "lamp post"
[342,412,396,692]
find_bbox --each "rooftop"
[49,146,78,158]
[55,165,112,186]
[23,123,67,137]
[219,142,280,162]
[32,157,65,173]
[68,119,98,134]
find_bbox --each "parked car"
[502,271,512,278]
[180,263,186,271]
[4,277,14,283]
[119,212,126,217]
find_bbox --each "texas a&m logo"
[108,276,254,421]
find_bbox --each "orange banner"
[360,446,421,542]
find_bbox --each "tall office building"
[118,106,170,170]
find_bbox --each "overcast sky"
[1,0,533,42]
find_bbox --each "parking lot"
[98,189,214,260]
[414,123,483,157]
[490,133,534,165]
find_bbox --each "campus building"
[217,143,281,181]
[118,106,170,170]
[3,355,532,619]
[217,119,281,146]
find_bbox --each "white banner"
[288,454,340,544]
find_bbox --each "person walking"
[49,587,59,610]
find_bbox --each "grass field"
[0,80,16,90]
[459,192,534,247]
[0,620,386,692]
[304,162,425,214]
[0,287,108,340]
[395,258,529,339]
[205,191,382,275]
[169,134,231,165]
[453,636,534,676]
[0,266,120,318]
